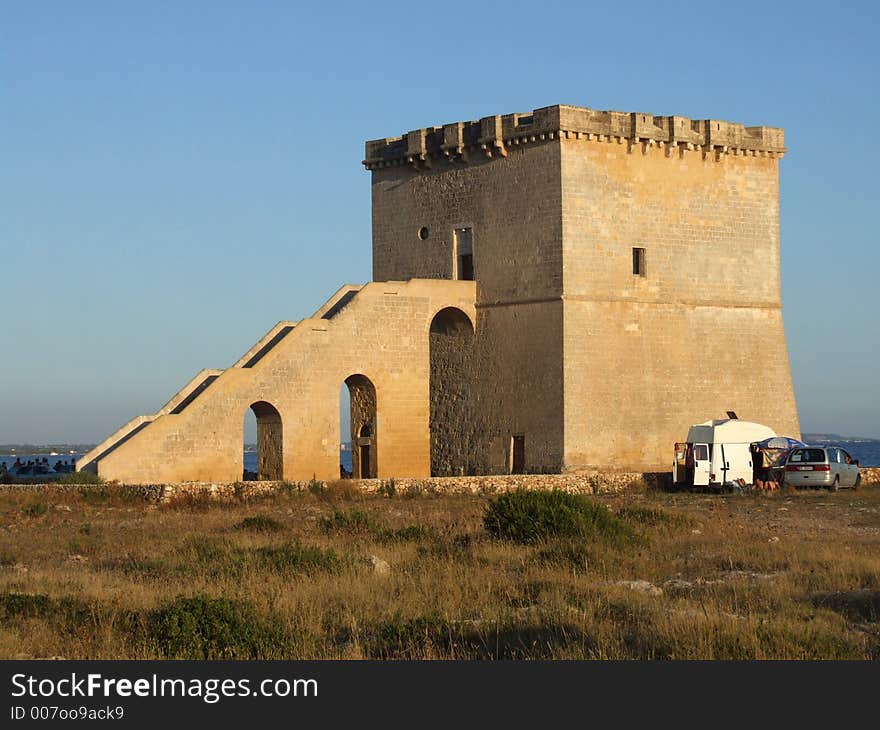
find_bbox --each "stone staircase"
[77,287,366,474]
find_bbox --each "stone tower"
[364,104,800,473]
[79,102,800,484]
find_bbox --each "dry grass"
[1,483,879,659]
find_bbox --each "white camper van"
[673,419,776,488]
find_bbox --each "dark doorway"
[511,435,525,474]
[429,307,476,476]
[245,401,283,480]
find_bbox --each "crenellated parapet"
[363,104,786,169]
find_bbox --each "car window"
[789,448,826,463]
[693,444,708,461]
[840,449,852,464]
[828,448,840,463]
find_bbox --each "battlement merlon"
[363,104,786,169]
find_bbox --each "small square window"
[632,247,646,277]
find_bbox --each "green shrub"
[22,501,48,518]
[148,596,289,659]
[483,489,635,545]
[177,536,248,579]
[0,593,92,628]
[254,542,343,575]
[182,536,238,563]
[319,508,375,535]
[319,508,432,544]
[234,515,282,533]
[175,536,343,579]
[0,592,53,618]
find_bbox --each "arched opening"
[429,307,476,476]
[244,401,283,480]
[342,374,377,479]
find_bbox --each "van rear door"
[722,443,753,484]
[693,443,710,486]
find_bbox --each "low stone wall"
[4,468,876,503]
[0,483,165,499]
[158,471,665,502]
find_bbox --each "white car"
[783,447,861,491]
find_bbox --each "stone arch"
[246,401,283,480]
[429,305,475,336]
[344,374,378,479]
[429,307,476,476]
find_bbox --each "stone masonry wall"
[371,141,566,473]
[560,135,800,471]
[371,141,563,304]
[94,280,476,484]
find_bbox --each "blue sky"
[1,0,878,443]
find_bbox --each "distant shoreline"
[0,445,93,457]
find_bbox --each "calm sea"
[1,450,355,476]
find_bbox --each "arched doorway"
[429,307,476,476]
[244,401,283,480]
[343,374,377,479]
[428,307,476,476]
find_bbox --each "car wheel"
[829,476,840,492]
[853,474,861,490]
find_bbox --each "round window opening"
[418,226,429,241]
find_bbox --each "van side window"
[693,444,708,461]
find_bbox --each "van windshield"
[788,448,826,464]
